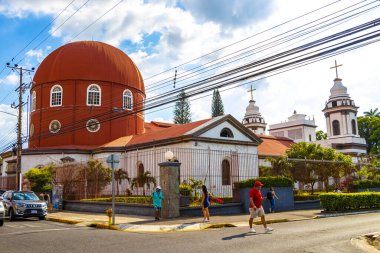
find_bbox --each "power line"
[143,0,342,81]
[21,0,378,131]
[28,19,380,141]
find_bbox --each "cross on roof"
[330,59,343,79]
[248,85,256,101]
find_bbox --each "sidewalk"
[47,209,322,232]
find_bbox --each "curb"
[46,217,82,225]
[315,210,380,219]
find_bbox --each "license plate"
[31,210,37,214]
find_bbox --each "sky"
[0,0,379,150]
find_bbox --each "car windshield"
[12,192,39,201]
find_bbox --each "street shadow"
[222,232,270,241]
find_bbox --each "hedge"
[352,180,380,189]
[294,194,320,201]
[81,196,151,204]
[320,192,380,211]
[238,176,294,188]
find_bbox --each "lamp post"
[106,154,120,225]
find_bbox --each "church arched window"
[137,163,144,187]
[332,120,340,136]
[351,119,357,135]
[220,128,234,138]
[31,91,36,112]
[222,159,231,185]
[50,85,62,107]
[87,84,101,106]
[123,89,133,110]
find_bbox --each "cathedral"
[1,41,263,195]
[242,60,367,160]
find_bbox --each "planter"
[180,196,190,207]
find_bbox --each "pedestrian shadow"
[222,232,269,240]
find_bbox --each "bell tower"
[321,60,366,155]
[242,86,267,135]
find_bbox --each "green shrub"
[294,194,320,201]
[179,184,192,196]
[352,180,380,189]
[320,192,380,211]
[81,196,151,204]
[238,176,293,188]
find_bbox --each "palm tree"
[364,108,380,117]
[114,169,130,196]
[131,171,156,196]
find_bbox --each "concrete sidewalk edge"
[316,210,380,218]
[351,233,380,253]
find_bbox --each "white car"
[0,197,4,226]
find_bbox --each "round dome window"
[49,120,61,134]
[86,119,100,133]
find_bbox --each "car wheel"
[9,208,15,221]
[38,216,45,221]
[0,218,3,226]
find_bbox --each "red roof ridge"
[257,134,293,141]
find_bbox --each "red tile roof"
[102,118,211,148]
[256,134,294,157]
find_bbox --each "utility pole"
[6,63,34,191]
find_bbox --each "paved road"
[0,213,379,253]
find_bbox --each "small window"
[351,119,357,135]
[49,120,61,134]
[123,89,133,110]
[332,120,340,136]
[332,101,337,107]
[138,163,144,187]
[31,91,36,112]
[220,128,234,138]
[50,85,62,107]
[309,134,312,142]
[30,123,34,137]
[87,84,101,106]
[86,119,100,133]
[222,159,231,185]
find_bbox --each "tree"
[189,177,203,198]
[131,171,156,196]
[211,89,224,117]
[286,142,354,193]
[115,169,130,196]
[24,164,55,192]
[173,91,191,124]
[80,159,112,198]
[316,130,327,140]
[364,108,380,117]
[358,116,380,153]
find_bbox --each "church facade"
[0,41,262,196]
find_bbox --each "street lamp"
[164,151,174,161]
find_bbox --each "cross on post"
[330,59,343,79]
[248,85,256,101]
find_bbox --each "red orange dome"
[33,41,144,92]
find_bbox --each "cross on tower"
[330,59,343,79]
[248,85,256,101]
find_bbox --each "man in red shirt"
[248,181,274,233]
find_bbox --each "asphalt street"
[0,213,379,253]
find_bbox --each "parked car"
[0,189,5,196]
[2,191,47,221]
[0,196,4,226]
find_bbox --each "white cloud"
[1,0,379,137]
[0,73,19,86]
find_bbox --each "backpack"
[266,191,273,199]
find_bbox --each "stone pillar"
[159,162,181,218]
